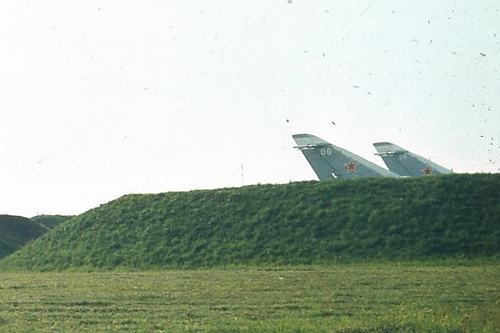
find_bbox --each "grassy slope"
[31,214,74,229]
[0,215,48,259]
[1,173,499,270]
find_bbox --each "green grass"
[30,215,74,229]
[0,264,498,332]
[0,215,48,259]
[3,174,500,270]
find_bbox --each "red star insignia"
[421,167,433,174]
[345,162,358,172]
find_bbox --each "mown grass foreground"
[1,265,499,333]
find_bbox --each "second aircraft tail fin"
[373,142,452,176]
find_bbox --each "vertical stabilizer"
[293,134,398,180]
[373,142,452,176]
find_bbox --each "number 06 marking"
[320,148,332,156]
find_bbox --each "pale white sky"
[1,0,499,217]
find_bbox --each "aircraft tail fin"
[293,134,398,180]
[373,142,452,176]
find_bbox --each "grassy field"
[0,264,498,333]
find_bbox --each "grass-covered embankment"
[30,214,74,229]
[0,215,48,259]
[1,173,499,270]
